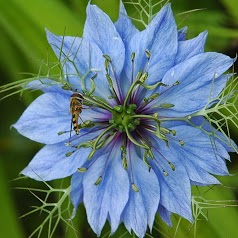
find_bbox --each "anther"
[160,103,175,108]
[168,162,175,171]
[144,93,159,104]
[65,151,75,157]
[78,167,88,172]
[58,131,67,135]
[139,72,148,83]
[94,176,102,186]
[132,183,139,192]
[163,170,169,176]
[103,54,112,62]
[120,145,128,170]
[122,157,128,170]
[179,140,185,146]
[131,52,136,62]
[171,130,176,136]
[145,49,151,59]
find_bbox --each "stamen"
[143,49,151,73]
[125,50,153,106]
[159,103,175,109]
[65,151,75,157]
[136,130,176,173]
[145,49,151,59]
[94,176,102,185]
[159,80,180,96]
[58,130,69,135]
[78,167,88,172]
[154,149,175,172]
[131,114,161,125]
[131,52,135,85]
[84,94,113,112]
[153,157,169,177]
[160,127,176,136]
[93,135,121,186]
[179,140,185,146]
[120,144,128,170]
[125,126,149,150]
[132,183,139,192]
[122,156,128,170]
[65,140,95,157]
[168,161,175,171]
[155,129,169,146]
[143,150,152,171]
[143,93,159,105]
[128,141,139,192]
[103,54,122,102]
[88,126,113,160]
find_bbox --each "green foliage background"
[0,0,238,237]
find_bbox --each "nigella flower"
[13,2,236,238]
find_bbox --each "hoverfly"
[69,91,85,139]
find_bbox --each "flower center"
[63,51,182,190]
[109,104,140,132]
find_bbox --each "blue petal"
[83,142,129,236]
[156,53,234,117]
[125,4,178,84]
[13,91,109,144]
[21,144,91,181]
[181,158,220,185]
[178,26,188,41]
[191,116,238,153]
[168,125,230,176]
[175,31,207,64]
[71,172,84,215]
[114,2,139,99]
[25,79,69,94]
[150,138,193,222]
[122,145,160,238]
[83,4,125,81]
[114,1,139,46]
[46,31,113,101]
[158,205,172,226]
[13,92,71,144]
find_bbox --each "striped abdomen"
[70,92,84,135]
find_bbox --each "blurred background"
[0,0,238,237]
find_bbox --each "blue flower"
[13,2,236,238]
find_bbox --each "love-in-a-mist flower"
[14,2,236,238]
